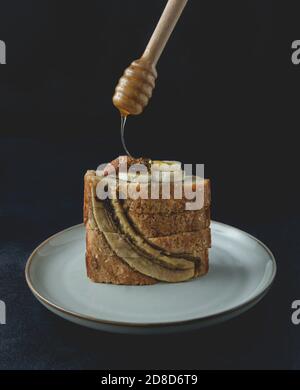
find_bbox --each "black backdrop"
[1,0,295,225]
[1,0,300,370]
[0,0,278,224]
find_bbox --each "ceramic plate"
[25,222,276,334]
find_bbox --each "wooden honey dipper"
[113,0,189,116]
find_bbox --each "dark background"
[0,0,299,370]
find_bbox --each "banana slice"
[151,161,183,182]
[151,160,182,172]
[119,172,149,183]
[96,169,106,177]
[152,171,184,183]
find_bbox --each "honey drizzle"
[120,113,132,158]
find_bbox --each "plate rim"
[25,221,277,328]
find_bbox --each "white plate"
[25,222,276,334]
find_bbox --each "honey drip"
[120,114,132,158]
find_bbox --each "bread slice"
[148,229,211,257]
[126,208,210,238]
[122,179,211,215]
[84,170,211,285]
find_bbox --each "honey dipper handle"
[142,0,188,66]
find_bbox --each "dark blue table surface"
[0,136,299,370]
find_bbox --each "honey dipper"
[113,0,189,116]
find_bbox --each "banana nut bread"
[84,159,211,285]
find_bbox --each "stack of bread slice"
[84,169,211,285]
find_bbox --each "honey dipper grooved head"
[113,58,157,116]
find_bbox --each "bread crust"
[84,170,96,225]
